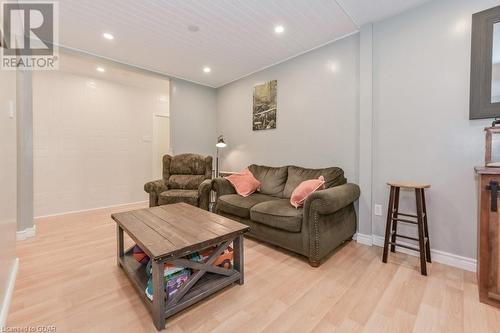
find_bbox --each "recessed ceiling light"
[96,66,105,73]
[102,32,114,40]
[274,25,285,34]
[203,67,211,73]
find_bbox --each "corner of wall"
[16,70,34,233]
[16,225,36,241]
[357,23,374,236]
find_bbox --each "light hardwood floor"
[7,203,500,332]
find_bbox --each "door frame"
[152,113,171,179]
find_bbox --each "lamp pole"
[215,135,226,178]
[216,147,220,178]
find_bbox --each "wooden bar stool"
[382,181,431,276]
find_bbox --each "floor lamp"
[215,135,226,178]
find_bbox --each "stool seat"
[387,181,431,189]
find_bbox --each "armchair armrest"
[198,179,212,210]
[304,183,360,215]
[144,179,167,207]
[211,177,236,197]
[144,179,167,194]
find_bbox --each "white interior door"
[153,114,170,180]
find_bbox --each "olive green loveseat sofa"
[212,164,360,267]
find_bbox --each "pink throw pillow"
[225,169,261,197]
[290,176,326,208]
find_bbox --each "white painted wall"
[170,78,217,157]
[33,69,169,217]
[16,70,33,232]
[216,34,360,182]
[0,70,17,324]
[371,0,500,259]
[358,24,374,236]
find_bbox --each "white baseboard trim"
[16,226,36,241]
[354,232,373,246]
[356,233,477,272]
[35,201,148,219]
[0,258,19,327]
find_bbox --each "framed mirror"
[470,5,500,119]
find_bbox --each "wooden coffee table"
[112,203,250,330]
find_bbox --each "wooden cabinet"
[476,167,500,308]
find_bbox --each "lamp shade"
[216,135,227,148]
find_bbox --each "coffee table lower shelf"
[118,250,241,321]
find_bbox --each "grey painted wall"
[371,0,499,259]
[214,0,500,260]
[216,34,360,183]
[170,78,217,158]
[6,0,497,270]
[358,24,374,236]
[0,68,17,324]
[16,70,34,231]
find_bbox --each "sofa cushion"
[225,169,261,197]
[217,193,277,218]
[158,189,199,206]
[283,166,346,198]
[168,174,206,190]
[248,165,288,197]
[250,199,303,233]
[290,176,325,208]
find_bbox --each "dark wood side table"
[112,203,250,330]
[475,167,500,308]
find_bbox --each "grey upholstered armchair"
[144,153,213,210]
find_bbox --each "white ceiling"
[49,0,432,88]
[337,0,432,26]
[57,50,170,92]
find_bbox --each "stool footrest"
[392,211,426,218]
[388,242,420,252]
[391,217,418,224]
[390,232,419,242]
[395,212,417,218]
[390,232,428,243]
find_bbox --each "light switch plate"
[374,204,383,216]
[9,100,15,118]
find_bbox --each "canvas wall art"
[253,80,277,131]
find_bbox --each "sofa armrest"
[304,183,360,215]
[198,179,212,210]
[303,183,360,266]
[211,177,236,197]
[144,179,167,194]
